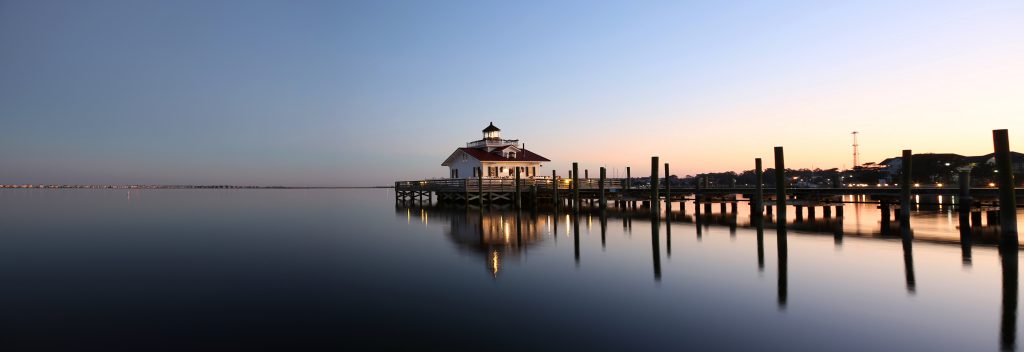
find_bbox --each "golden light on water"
[490,250,500,277]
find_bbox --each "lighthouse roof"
[482,122,501,133]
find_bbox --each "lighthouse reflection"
[398,206,550,277]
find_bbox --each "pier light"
[936,183,943,187]
[989,182,997,187]
[913,183,920,187]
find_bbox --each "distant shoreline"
[0,185,394,189]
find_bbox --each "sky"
[1,0,1022,186]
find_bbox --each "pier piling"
[650,156,660,209]
[774,147,788,238]
[515,166,521,209]
[900,149,913,233]
[572,162,580,212]
[626,167,631,190]
[959,170,972,210]
[552,170,558,207]
[664,163,671,205]
[993,129,1018,249]
[754,158,764,218]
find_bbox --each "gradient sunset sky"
[1,0,1022,186]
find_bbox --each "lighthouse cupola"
[483,122,502,140]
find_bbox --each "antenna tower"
[851,131,860,168]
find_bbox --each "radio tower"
[851,131,860,168]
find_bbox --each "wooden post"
[901,148,917,216]
[754,158,764,217]
[695,175,702,214]
[651,156,660,209]
[599,167,606,209]
[988,211,1001,225]
[881,201,892,228]
[552,170,559,207]
[585,169,589,179]
[622,166,630,191]
[515,167,521,209]
[664,163,671,203]
[993,129,1018,249]
[959,170,971,211]
[478,169,484,207]
[626,167,631,190]
[901,149,917,237]
[774,147,787,238]
[958,170,973,259]
[573,162,580,211]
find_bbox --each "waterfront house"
[441,122,550,179]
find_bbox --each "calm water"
[1,189,1022,351]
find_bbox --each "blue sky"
[1,0,1022,186]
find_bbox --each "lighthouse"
[441,122,550,179]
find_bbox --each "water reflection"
[777,205,788,310]
[395,199,1022,349]
[651,211,662,281]
[755,215,765,271]
[397,205,549,277]
[960,209,974,266]
[1002,248,1019,351]
[573,210,581,265]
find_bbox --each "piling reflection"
[754,214,765,271]
[901,205,916,294]
[695,199,703,239]
[573,210,581,265]
[600,209,607,249]
[959,209,973,266]
[1001,248,1019,351]
[665,201,672,257]
[778,210,788,310]
[652,211,662,281]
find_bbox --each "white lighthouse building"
[441,122,550,179]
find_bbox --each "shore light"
[989,182,997,187]
[913,183,920,187]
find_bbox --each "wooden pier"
[398,129,1022,245]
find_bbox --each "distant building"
[441,122,550,179]
[972,152,1024,174]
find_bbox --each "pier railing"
[395,178,625,192]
